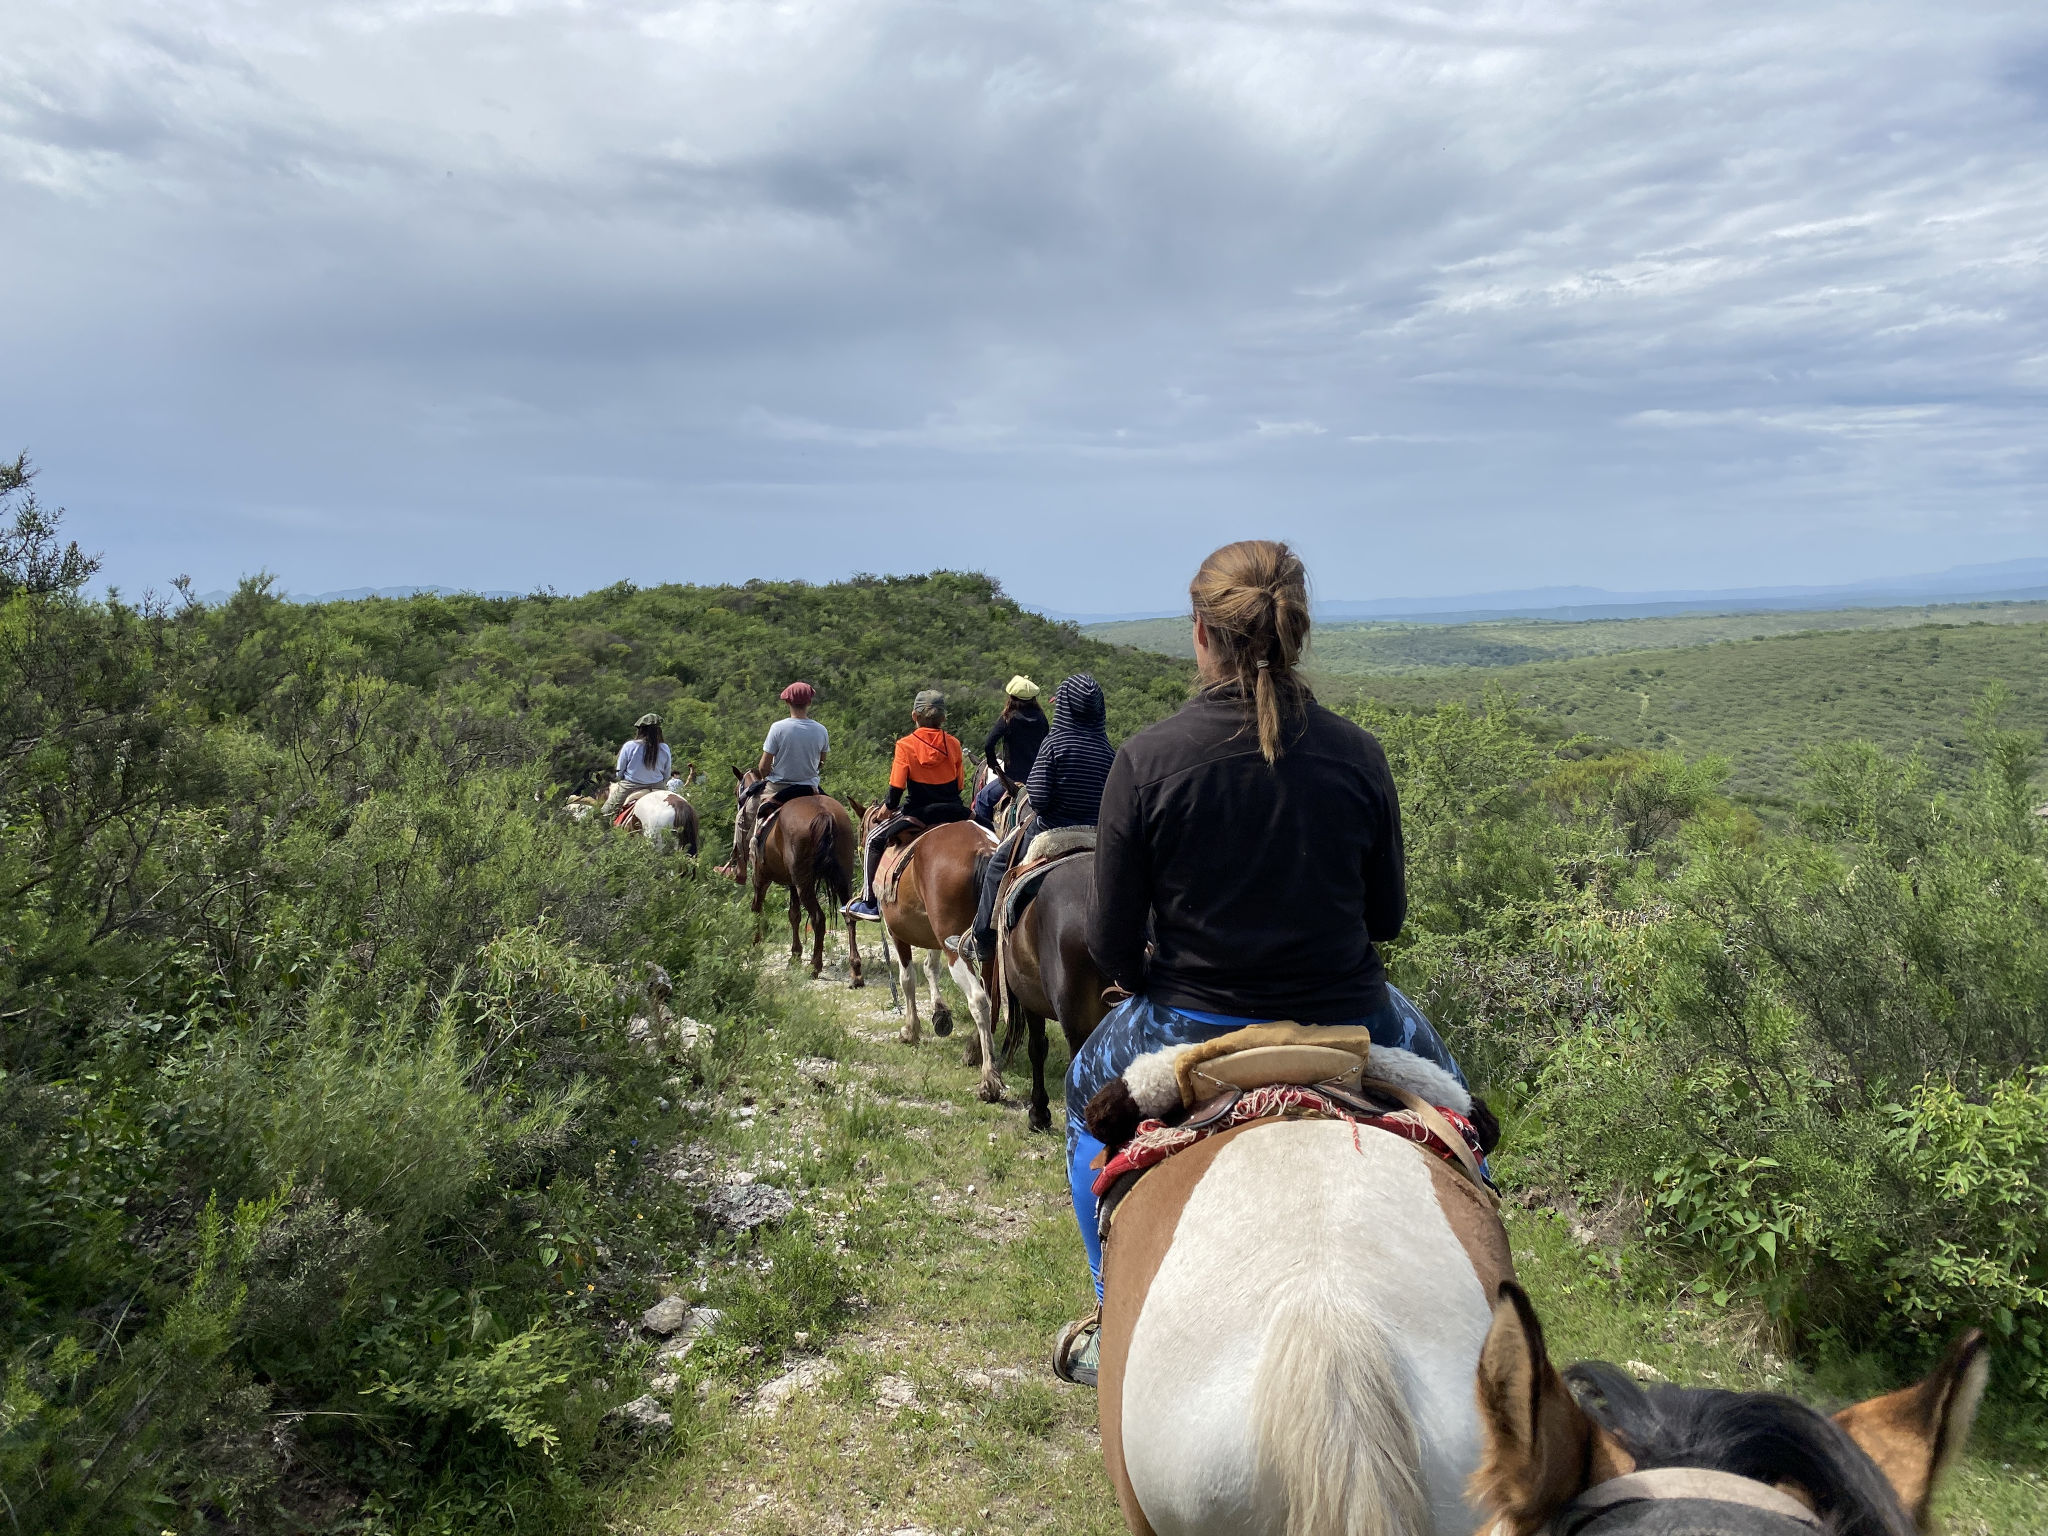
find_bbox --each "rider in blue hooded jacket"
[956,672,1116,965]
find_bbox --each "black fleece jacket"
[1087,687,1405,1020]
[983,705,1048,784]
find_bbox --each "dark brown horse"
[996,850,1110,1132]
[726,769,864,985]
[853,799,1003,1098]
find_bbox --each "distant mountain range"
[1049,556,2048,627]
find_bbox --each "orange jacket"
[890,727,963,790]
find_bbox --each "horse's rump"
[1104,1118,1504,1536]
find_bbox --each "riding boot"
[842,826,888,918]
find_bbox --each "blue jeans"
[1064,987,1466,1298]
[972,776,1008,829]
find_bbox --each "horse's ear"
[849,797,865,817]
[1470,1284,1611,1536]
[1834,1331,1988,1525]
[731,764,744,781]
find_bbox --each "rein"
[1529,1468,1821,1535]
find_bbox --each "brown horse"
[1472,1282,1985,1536]
[853,799,1003,1098]
[996,850,1110,1132]
[726,769,864,985]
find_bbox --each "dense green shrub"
[0,478,777,1531]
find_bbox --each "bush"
[1496,706,2048,1395]
[0,486,770,1529]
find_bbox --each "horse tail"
[1250,1274,1427,1536]
[812,811,850,907]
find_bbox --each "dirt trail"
[609,948,2041,1536]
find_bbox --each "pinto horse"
[726,770,864,985]
[996,851,1110,1132]
[1098,1096,1513,1536]
[616,788,699,854]
[1471,1283,1985,1536]
[852,799,1002,1098]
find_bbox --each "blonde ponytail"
[1189,539,1312,762]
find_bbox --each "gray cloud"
[3,0,2045,610]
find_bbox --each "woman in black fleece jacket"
[1050,539,1469,1388]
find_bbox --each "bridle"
[1506,1468,1822,1535]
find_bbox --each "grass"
[1331,621,2048,801]
[599,944,2046,1535]
[1089,601,2048,674]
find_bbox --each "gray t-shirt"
[763,716,829,787]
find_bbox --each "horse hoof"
[898,1028,918,1046]
[933,1015,953,1038]
[848,975,865,990]
[977,1077,1006,1105]
[1028,1108,1052,1134]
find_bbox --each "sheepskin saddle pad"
[1082,1027,1487,1223]
[1022,824,1096,864]
[1086,1023,1387,1141]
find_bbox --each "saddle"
[1084,1026,1496,1238]
[875,817,937,905]
[997,825,1096,933]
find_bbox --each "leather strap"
[1355,1074,1496,1206]
[1567,1468,1820,1529]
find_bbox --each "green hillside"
[207,571,1194,815]
[1330,620,2048,800]
[1091,599,2048,674]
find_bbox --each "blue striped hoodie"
[1025,673,1117,827]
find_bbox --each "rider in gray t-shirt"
[753,682,828,809]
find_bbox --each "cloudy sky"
[5,1,2045,612]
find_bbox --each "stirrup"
[946,932,983,964]
[1051,1313,1100,1388]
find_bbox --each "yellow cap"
[1005,675,1040,699]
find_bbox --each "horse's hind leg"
[925,950,954,1040]
[896,937,920,1045]
[844,916,865,990]
[1023,1015,1053,1132]
[804,887,827,978]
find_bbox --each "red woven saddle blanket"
[1091,1082,1484,1198]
